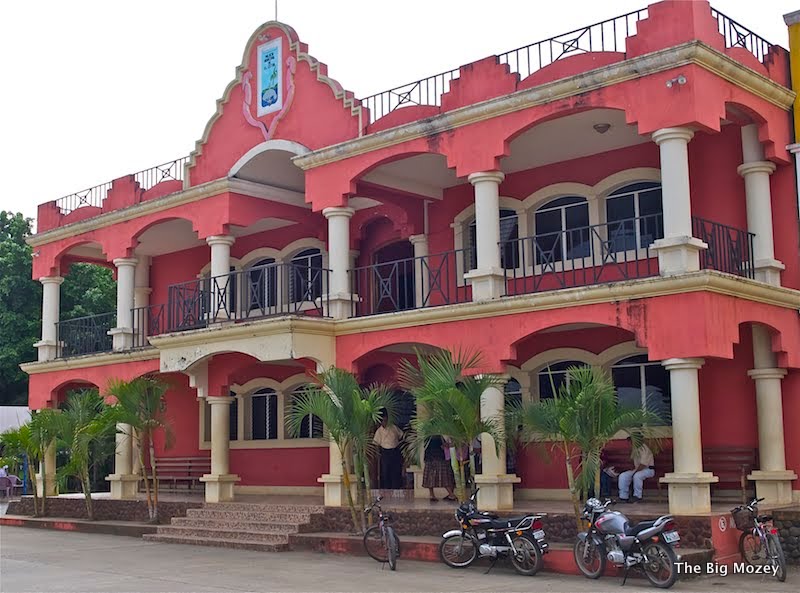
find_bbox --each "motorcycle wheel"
[439,534,478,568]
[641,541,678,589]
[573,537,605,579]
[766,533,786,582]
[509,533,543,576]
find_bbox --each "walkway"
[1,527,797,593]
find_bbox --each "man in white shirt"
[618,436,655,503]
[373,414,404,489]
[0,465,7,477]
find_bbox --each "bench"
[605,447,673,500]
[150,456,211,490]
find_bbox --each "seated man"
[618,436,655,503]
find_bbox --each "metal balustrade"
[56,312,116,358]
[131,304,166,348]
[165,258,330,332]
[349,248,473,317]
[692,216,755,279]
[55,156,188,215]
[359,6,772,124]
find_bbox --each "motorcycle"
[439,488,548,576]
[574,498,680,589]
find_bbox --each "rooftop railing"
[55,156,189,215]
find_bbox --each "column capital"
[39,276,64,286]
[112,257,138,268]
[467,171,505,186]
[737,161,776,177]
[322,206,355,219]
[662,357,704,371]
[205,235,235,247]
[207,395,235,405]
[748,368,788,381]
[409,234,428,245]
[651,127,694,145]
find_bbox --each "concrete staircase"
[142,501,325,552]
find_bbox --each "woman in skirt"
[423,435,456,501]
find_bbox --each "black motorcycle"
[574,498,680,588]
[439,489,548,576]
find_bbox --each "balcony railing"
[693,216,755,279]
[166,259,330,332]
[350,248,473,317]
[359,6,772,124]
[56,312,116,358]
[56,156,189,215]
[131,304,166,349]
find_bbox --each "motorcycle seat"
[487,516,532,530]
[625,520,657,536]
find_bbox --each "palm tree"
[0,425,41,515]
[398,348,503,503]
[28,409,61,517]
[106,376,174,523]
[53,389,116,520]
[286,367,397,534]
[509,365,662,528]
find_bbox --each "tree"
[106,377,174,523]
[0,424,39,511]
[0,212,40,405]
[286,368,397,533]
[398,349,503,503]
[53,389,116,520]
[509,365,662,528]
[60,263,116,321]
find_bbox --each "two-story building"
[22,0,800,516]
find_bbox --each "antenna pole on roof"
[275,0,278,20]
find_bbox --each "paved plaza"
[0,527,796,593]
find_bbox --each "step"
[203,502,326,514]
[186,508,313,523]
[170,517,301,533]
[155,525,289,544]
[143,533,288,552]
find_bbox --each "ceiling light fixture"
[593,123,611,134]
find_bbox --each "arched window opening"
[611,355,671,425]
[251,387,278,440]
[246,257,277,312]
[537,360,588,399]
[605,182,663,251]
[290,248,323,303]
[467,209,519,270]
[534,197,590,264]
[288,386,324,439]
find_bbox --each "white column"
[200,396,239,503]
[475,381,519,510]
[108,258,137,351]
[660,358,717,514]
[206,235,235,321]
[747,324,795,503]
[464,171,506,300]
[409,234,429,308]
[133,256,152,344]
[738,125,784,285]
[322,206,355,319]
[651,128,707,275]
[35,276,64,361]
[107,423,139,499]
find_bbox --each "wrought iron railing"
[55,156,189,215]
[692,216,755,279]
[502,214,663,296]
[711,8,772,63]
[131,304,166,348]
[360,6,773,124]
[166,258,330,331]
[56,312,116,358]
[350,248,473,317]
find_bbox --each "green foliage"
[398,348,502,502]
[0,211,116,405]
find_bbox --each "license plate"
[533,529,546,540]
[663,531,680,543]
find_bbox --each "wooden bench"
[605,447,673,500]
[150,456,211,490]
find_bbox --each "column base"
[407,464,429,498]
[106,474,140,500]
[464,268,506,300]
[34,340,61,361]
[659,472,718,514]
[317,473,358,507]
[35,473,58,497]
[747,470,797,505]
[108,328,134,351]
[324,294,356,320]
[752,258,785,286]
[474,474,520,510]
[651,236,707,275]
[199,474,239,503]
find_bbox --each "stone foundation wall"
[774,509,800,565]
[7,497,202,523]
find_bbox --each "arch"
[452,196,527,255]
[282,237,326,260]
[521,183,594,212]
[352,203,415,243]
[593,168,661,199]
[520,348,599,373]
[228,140,311,177]
[597,341,648,367]
[501,106,631,151]
[238,248,281,271]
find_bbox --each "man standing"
[373,414,403,489]
[618,436,655,503]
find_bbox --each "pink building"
[22,0,800,516]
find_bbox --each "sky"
[0,0,796,227]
